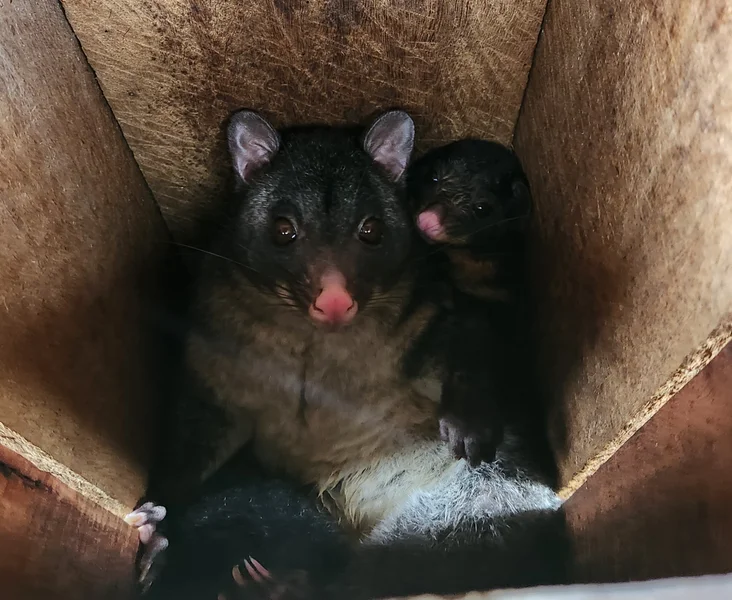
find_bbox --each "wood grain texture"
[0,445,137,600]
[0,0,171,514]
[59,0,547,241]
[567,343,732,583]
[513,0,732,492]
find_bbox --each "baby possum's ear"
[363,110,415,181]
[227,110,280,183]
[509,178,533,217]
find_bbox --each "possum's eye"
[272,217,298,246]
[358,217,384,246]
[431,174,440,183]
[472,202,494,218]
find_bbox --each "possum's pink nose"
[417,208,446,242]
[309,271,358,325]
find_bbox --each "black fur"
[219,111,418,314]
[408,139,531,248]
[403,139,554,473]
[145,450,351,600]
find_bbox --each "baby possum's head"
[408,140,532,247]
[223,109,415,328]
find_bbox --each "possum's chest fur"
[446,248,512,302]
[189,299,457,533]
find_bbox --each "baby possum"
[404,140,539,469]
[128,111,564,598]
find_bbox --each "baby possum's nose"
[416,206,447,242]
[309,270,358,326]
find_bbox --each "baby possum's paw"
[124,502,170,590]
[440,374,504,468]
[219,558,311,600]
[439,415,502,468]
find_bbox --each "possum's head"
[408,140,532,247]
[225,109,415,328]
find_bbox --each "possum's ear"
[510,179,533,218]
[227,110,280,183]
[363,110,415,181]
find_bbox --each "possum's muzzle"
[308,269,358,326]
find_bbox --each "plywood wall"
[567,343,732,583]
[0,447,138,599]
[514,0,732,493]
[0,0,170,515]
[59,0,547,241]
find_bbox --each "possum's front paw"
[439,414,502,468]
[124,502,170,590]
[440,369,504,467]
[219,558,311,600]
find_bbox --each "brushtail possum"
[129,112,564,598]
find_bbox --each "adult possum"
[129,111,564,597]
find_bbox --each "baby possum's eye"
[272,217,298,246]
[358,217,385,246]
[472,202,495,218]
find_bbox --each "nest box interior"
[1,1,731,598]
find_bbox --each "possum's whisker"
[167,241,266,276]
[444,215,528,240]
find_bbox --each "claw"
[138,532,169,587]
[232,565,247,587]
[244,559,264,583]
[124,502,167,528]
[227,560,310,600]
[138,523,155,545]
[247,557,272,581]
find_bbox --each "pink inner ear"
[374,145,405,176]
[364,111,414,180]
[417,209,447,241]
[239,142,272,182]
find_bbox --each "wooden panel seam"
[559,317,732,499]
[511,0,551,146]
[55,0,170,231]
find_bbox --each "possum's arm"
[414,295,511,467]
[146,370,254,504]
[126,368,254,588]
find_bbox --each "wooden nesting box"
[1,1,731,598]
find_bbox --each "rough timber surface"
[513,0,732,493]
[59,0,547,241]
[0,446,138,600]
[0,0,169,514]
